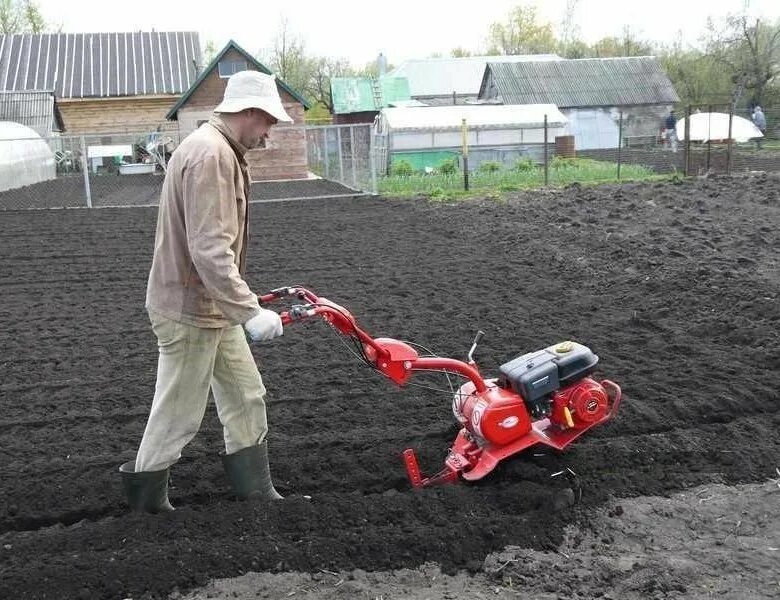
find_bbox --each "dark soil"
[0,173,779,600]
[0,174,358,210]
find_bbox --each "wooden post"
[726,106,734,175]
[684,105,691,176]
[706,104,712,173]
[544,114,549,186]
[461,118,469,191]
[617,110,623,181]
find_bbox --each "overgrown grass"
[378,158,665,199]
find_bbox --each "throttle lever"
[467,330,485,365]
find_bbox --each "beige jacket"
[145,116,262,328]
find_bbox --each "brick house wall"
[173,48,308,181]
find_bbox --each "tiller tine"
[402,449,460,488]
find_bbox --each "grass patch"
[377,158,664,198]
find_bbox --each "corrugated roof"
[0,32,201,98]
[387,54,561,98]
[379,104,567,131]
[482,57,679,107]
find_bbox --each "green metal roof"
[481,57,679,108]
[330,76,410,114]
[166,39,310,120]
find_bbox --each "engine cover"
[498,341,598,415]
[453,382,532,446]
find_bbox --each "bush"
[438,158,458,174]
[513,158,536,171]
[478,161,502,173]
[551,156,579,169]
[391,159,414,176]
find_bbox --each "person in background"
[664,110,678,153]
[118,70,294,513]
[752,105,766,149]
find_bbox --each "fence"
[0,107,778,210]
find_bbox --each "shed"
[0,32,202,134]
[387,54,561,106]
[0,90,63,136]
[330,76,411,124]
[478,57,679,150]
[166,40,310,181]
[0,121,55,191]
[374,104,567,171]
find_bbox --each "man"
[752,105,766,149]
[119,70,293,513]
[664,110,678,153]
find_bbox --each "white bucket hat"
[214,70,293,123]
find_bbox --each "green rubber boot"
[119,461,175,513]
[222,440,283,501]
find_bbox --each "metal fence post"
[80,136,92,208]
[617,110,623,181]
[337,127,345,183]
[543,115,549,186]
[350,125,357,189]
[369,128,377,194]
[323,129,330,179]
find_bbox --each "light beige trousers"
[135,311,269,472]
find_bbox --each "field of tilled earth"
[1,173,778,599]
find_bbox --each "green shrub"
[513,158,536,171]
[551,156,579,169]
[391,159,414,176]
[478,161,502,173]
[438,158,458,174]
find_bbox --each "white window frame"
[218,60,248,78]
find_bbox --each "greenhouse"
[373,104,567,172]
[0,122,56,192]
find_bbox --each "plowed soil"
[1,174,778,600]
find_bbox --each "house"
[330,76,415,124]
[0,32,202,134]
[166,40,311,181]
[386,54,561,106]
[478,56,680,149]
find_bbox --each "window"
[218,60,248,78]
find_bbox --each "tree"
[450,47,473,58]
[486,5,558,55]
[203,40,218,65]
[264,17,317,103]
[705,14,780,108]
[0,0,46,33]
[589,26,654,58]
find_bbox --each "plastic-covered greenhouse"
[373,104,567,172]
[0,121,56,192]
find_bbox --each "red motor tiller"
[259,287,621,489]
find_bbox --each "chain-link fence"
[1,107,778,210]
[304,124,376,194]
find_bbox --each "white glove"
[244,309,283,342]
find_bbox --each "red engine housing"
[455,383,532,445]
[454,377,610,446]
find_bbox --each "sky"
[31,0,780,68]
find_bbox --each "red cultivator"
[260,287,622,488]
